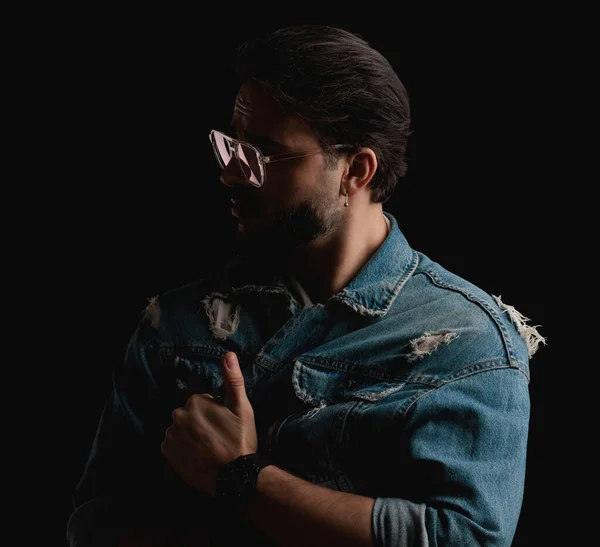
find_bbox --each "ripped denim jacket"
[68,212,544,547]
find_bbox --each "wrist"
[255,461,276,488]
[215,452,275,507]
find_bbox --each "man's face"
[221,82,345,260]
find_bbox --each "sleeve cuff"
[372,496,429,547]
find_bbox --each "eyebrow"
[229,124,288,151]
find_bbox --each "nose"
[220,157,253,188]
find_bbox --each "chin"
[234,203,332,257]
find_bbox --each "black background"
[51,16,547,546]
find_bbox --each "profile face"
[219,82,346,258]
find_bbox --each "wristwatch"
[215,452,275,505]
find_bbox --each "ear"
[341,147,378,197]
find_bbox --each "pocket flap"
[292,360,406,405]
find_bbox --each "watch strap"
[215,452,274,505]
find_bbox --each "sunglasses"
[209,129,352,187]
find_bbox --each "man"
[67,25,545,546]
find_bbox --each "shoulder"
[390,252,543,378]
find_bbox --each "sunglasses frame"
[209,129,352,187]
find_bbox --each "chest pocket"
[269,359,406,490]
[292,359,406,406]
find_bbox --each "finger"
[172,407,186,424]
[164,425,176,440]
[185,393,217,410]
[221,352,252,418]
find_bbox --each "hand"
[161,351,258,497]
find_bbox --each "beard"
[232,197,342,268]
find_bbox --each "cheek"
[261,157,340,218]
[263,163,309,203]
[269,157,330,191]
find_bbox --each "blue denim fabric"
[68,212,532,547]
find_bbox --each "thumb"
[221,352,252,418]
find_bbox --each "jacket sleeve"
[66,313,215,546]
[371,367,530,547]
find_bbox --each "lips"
[231,198,254,221]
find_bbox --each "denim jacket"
[68,212,541,547]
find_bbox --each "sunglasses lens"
[236,142,263,187]
[211,131,263,187]
[212,131,233,168]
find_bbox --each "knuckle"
[229,378,245,388]
[186,393,201,406]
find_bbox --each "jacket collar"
[328,212,418,316]
[220,212,418,317]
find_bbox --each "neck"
[285,204,389,303]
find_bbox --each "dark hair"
[234,24,412,203]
